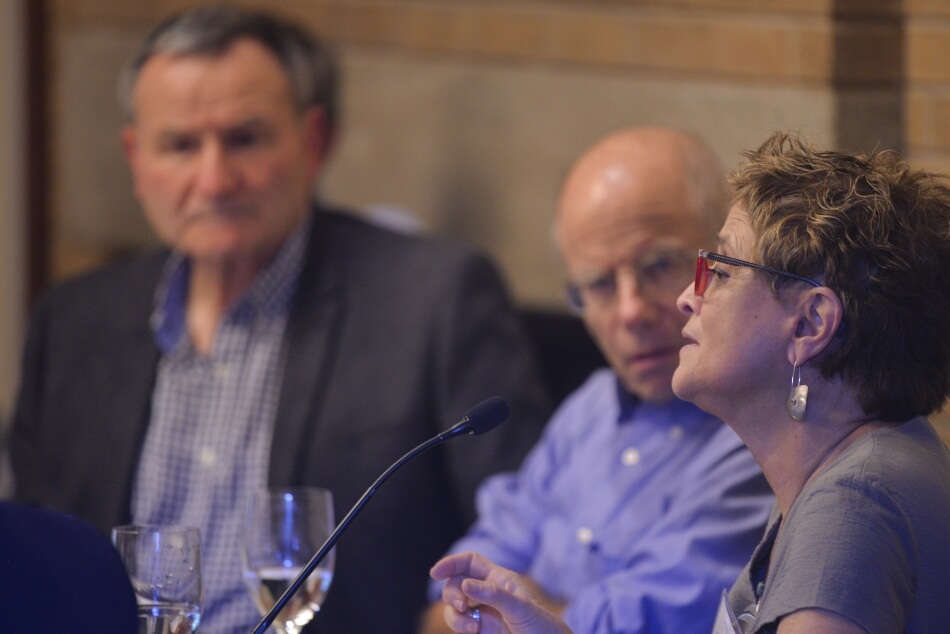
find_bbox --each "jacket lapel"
[84,254,166,528]
[268,210,345,485]
[105,316,161,525]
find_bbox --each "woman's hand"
[430,551,574,634]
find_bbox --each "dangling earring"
[786,363,808,421]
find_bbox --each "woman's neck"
[724,377,882,516]
[753,413,884,516]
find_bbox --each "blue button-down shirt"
[433,368,773,633]
[132,222,307,634]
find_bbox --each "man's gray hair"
[117,4,338,132]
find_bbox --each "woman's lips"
[626,346,679,368]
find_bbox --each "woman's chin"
[670,365,694,402]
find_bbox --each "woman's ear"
[788,287,844,365]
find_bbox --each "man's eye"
[643,256,675,277]
[163,138,199,154]
[642,253,688,282]
[585,274,617,296]
[225,130,259,149]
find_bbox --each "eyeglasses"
[565,247,694,314]
[694,249,821,297]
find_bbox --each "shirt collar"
[150,214,311,353]
[614,374,713,429]
[615,377,641,421]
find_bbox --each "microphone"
[251,396,510,634]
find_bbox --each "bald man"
[421,128,773,634]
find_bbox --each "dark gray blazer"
[12,207,552,633]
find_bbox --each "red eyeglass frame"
[694,249,822,296]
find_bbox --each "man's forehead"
[564,205,702,242]
[133,41,292,106]
[131,55,297,133]
[564,215,700,265]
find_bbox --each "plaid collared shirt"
[132,221,308,634]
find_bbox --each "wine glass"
[243,487,335,634]
[111,525,203,634]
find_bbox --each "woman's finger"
[442,574,472,613]
[441,602,508,634]
[460,578,572,634]
[431,551,499,582]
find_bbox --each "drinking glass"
[112,525,203,634]
[243,487,335,634]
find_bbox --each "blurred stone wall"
[0,0,26,493]
[47,0,902,305]
[38,0,948,431]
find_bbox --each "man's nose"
[195,143,240,196]
[614,268,658,324]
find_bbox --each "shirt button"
[199,447,217,467]
[621,447,641,466]
[214,363,231,379]
[669,425,684,440]
[576,526,594,545]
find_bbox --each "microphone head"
[463,396,510,435]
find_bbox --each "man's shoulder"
[319,208,479,262]
[313,208,503,297]
[543,368,620,433]
[563,368,619,404]
[33,250,166,318]
[46,250,165,292]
